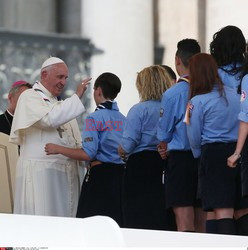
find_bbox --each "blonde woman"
[118,65,174,230]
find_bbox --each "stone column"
[0,0,57,32]
[158,0,198,75]
[58,0,81,34]
[81,0,153,115]
[198,0,206,53]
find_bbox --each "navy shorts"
[165,150,200,208]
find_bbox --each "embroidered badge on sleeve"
[84,137,93,142]
[189,102,194,112]
[160,108,164,117]
[183,101,194,125]
[241,90,247,102]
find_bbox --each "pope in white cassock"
[9,57,91,217]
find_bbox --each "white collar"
[34,81,58,102]
[6,109,14,117]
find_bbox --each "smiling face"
[41,63,68,97]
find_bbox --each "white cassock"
[9,81,85,217]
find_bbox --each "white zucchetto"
[41,57,65,70]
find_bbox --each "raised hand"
[76,77,92,98]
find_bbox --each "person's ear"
[97,86,103,97]
[175,56,181,66]
[41,70,48,79]
[8,93,13,102]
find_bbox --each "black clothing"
[0,110,13,135]
[199,143,248,211]
[165,150,199,208]
[76,163,124,227]
[217,218,236,235]
[123,150,172,230]
[241,138,248,197]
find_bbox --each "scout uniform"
[157,76,199,209]
[121,100,170,230]
[76,100,125,227]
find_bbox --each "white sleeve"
[38,94,86,128]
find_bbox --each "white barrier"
[0,213,248,248]
[0,213,124,248]
[122,228,248,247]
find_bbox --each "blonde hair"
[136,65,174,101]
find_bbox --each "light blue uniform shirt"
[82,101,126,164]
[239,74,248,122]
[121,100,161,155]
[187,86,240,158]
[218,64,241,89]
[157,79,191,151]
